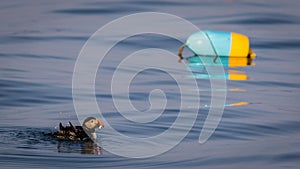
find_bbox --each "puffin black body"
[48,117,104,141]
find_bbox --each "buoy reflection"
[183,55,255,107]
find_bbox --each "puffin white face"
[84,118,98,129]
[83,118,104,130]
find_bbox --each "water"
[1,0,300,168]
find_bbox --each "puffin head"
[83,117,104,129]
[82,117,104,140]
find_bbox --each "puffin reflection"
[56,139,102,155]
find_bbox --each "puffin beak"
[97,119,104,129]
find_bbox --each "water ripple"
[52,6,146,15]
[1,35,87,44]
[0,79,71,107]
[0,53,73,60]
[252,39,300,49]
[212,12,298,25]
[221,17,294,25]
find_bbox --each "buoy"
[178,30,256,59]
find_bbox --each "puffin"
[49,117,104,141]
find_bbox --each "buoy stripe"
[229,32,250,57]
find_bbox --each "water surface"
[1,0,300,168]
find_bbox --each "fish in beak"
[97,119,105,129]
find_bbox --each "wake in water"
[0,126,102,155]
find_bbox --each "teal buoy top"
[185,30,231,57]
[178,30,256,59]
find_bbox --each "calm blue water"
[1,0,300,168]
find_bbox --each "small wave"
[52,6,146,15]
[252,39,300,50]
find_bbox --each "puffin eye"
[91,120,94,123]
